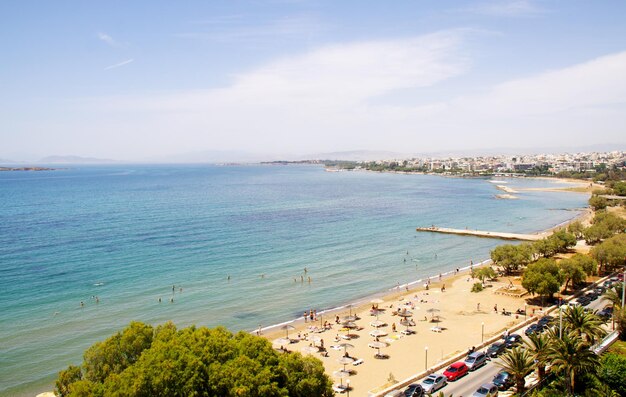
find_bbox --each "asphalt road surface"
[425,289,613,397]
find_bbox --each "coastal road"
[433,291,612,397]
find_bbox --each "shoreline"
[256,206,589,339]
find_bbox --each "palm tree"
[561,305,606,343]
[546,332,599,394]
[497,347,534,393]
[592,383,620,397]
[603,284,623,307]
[524,332,550,381]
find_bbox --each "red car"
[443,362,469,381]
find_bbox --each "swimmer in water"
[158,297,162,303]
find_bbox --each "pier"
[415,226,546,241]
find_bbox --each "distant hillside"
[298,150,411,161]
[37,155,117,164]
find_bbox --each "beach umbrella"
[369,329,388,338]
[301,345,319,355]
[337,355,355,373]
[368,341,388,358]
[309,335,322,343]
[397,310,413,318]
[333,370,351,387]
[272,337,291,347]
[337,342,354,358]
[370,298,385,305]
[370,320,387,328]
[280,324,295,339]
[342,321,358,329]
[426,308,440,321]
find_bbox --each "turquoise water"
[0,165,588,396]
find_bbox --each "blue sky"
[1,1,626,161]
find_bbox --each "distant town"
[307,151,626,180]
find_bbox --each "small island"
[0,166,59,172]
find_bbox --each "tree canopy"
[56,322,333,397]
[522,258,564,300]
[491,243,534,275]
[590,234,626,273]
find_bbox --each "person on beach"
[335,315,340,324]
[304,311,308,322]
[477,303,480,311]
[304,267,307,274]
[494,304,498,312]
[441,284,445,292]
[392,323,397,332]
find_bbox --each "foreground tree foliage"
[56,322,333,397]
[598,353,626,396]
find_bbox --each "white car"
[472,383,498,397]
[420,373,447,393]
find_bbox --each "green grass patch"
[607,340,626,356]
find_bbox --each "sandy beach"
[260,197,592,396]
[263,266,535,396]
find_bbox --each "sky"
[1,0,626,161]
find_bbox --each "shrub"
[471,282,484,293]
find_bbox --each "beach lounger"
[430,326,442,333]
[353,358,364,366]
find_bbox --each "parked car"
[486,342,506,358]
[504,334,522,348]
[598,306,613,320]
[404,383,424,397]
[464,351,488,371]
[492,370,514,390]
[525,323,545,336]
[472,383,499,397]
[537,315,554,327]
[420,374,446,394]
[443,362,469,381]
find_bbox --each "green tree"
[83,321,154,383]
[522,258,564,302]
[472,267,497,284]
[524,333,550,381]
[598,353,626,396]
[567,221,585,239]
[590,234,626,273]
[497,347,535,393]
[546,332,599,394]
[561,305,606,343]
[612,181,626,196]
[592,211,626,234]
[56,365,82,397]
[559,258,587,293]
[56,322,333,397]
[491,243,534,275]
[583,223,613,245]
[589,196,608,211]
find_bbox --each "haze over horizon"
[2,1,626,161]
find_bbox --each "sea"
[0,164,588,396]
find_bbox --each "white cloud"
[464,0,544,17]
[103,58,134,70]
[98,32,118,46]
[68,37,626,157]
